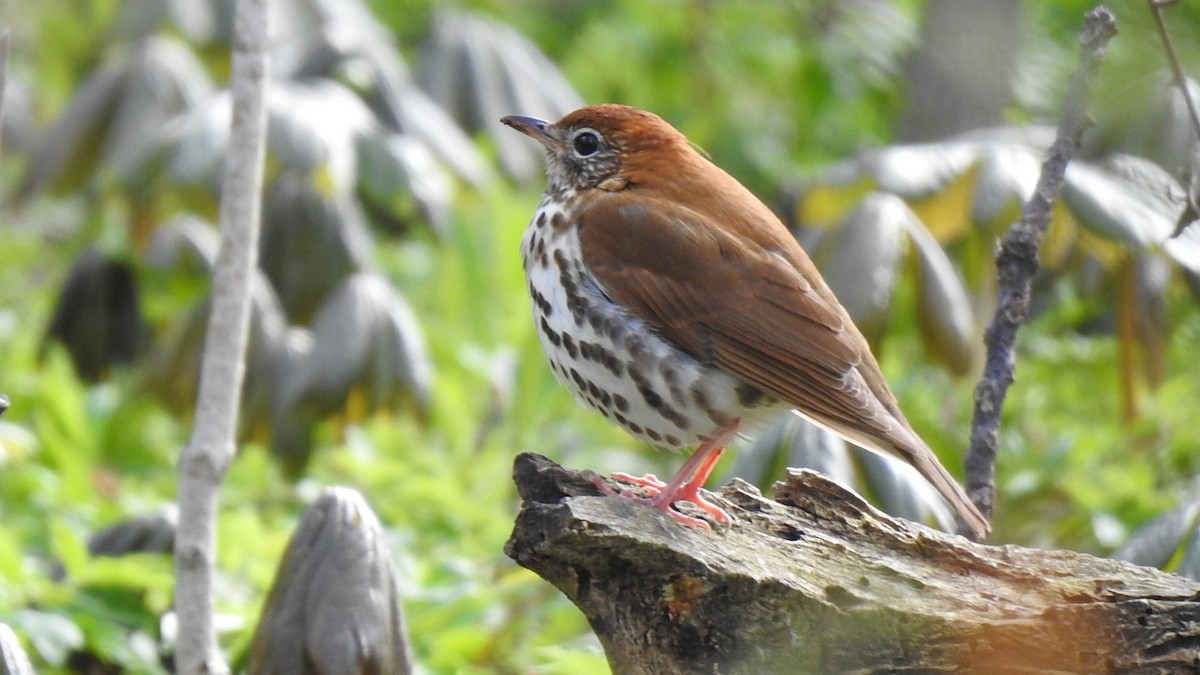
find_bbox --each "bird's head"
[501,104,689,193]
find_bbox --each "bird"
[501,104,989,539]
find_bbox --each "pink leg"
[590,419,740,529]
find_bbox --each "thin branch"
[1148,0,1200,143]
[173,0,270,671]
[964,7,1117,521]
[0,29,9,162]
[1148,0,1200,238]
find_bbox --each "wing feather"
[576,191,909,450]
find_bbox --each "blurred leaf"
[904,216,978,375]
[291,16,488,188]
[0,622,35,675]
[728,413,855,491]
[271,273,431,475]
[143,213,219,276]
[416,9,583,184]
[50,520,88,581]
[248,487,412,674]
[1173,520,1200,582]
[968,141,1041,230]
[1111,497,1200,570]
[268,82,378,196]
[42,247,147,382]
[142,269,291,443]
[817,192,908,341]
[1062,155,1178,250]
[15,35,213,201]
[7,610,82,667]
[356,130,452,236]
[853,444,956,534]
[260,171,373,323]
[87,507,177,557]
[13,64,124,201]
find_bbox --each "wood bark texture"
[506,452,1200,673]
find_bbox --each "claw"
[586,418,741,529]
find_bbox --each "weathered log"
[505,452,1200,673]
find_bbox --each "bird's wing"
[575,190,913,454]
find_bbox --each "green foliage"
[4,0,1200,672]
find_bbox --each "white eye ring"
[572,129,602,158]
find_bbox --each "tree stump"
[505,453,1200,673]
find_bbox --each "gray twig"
[1148,0,1200,238]
[964,7,1117,522]
[172,0,270,671]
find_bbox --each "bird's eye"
[573,131,601,157]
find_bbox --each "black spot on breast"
[692,383,729,425]
[540,317,561,346]
[530,286,552,316]
[639,385,663,409]
[537,211,547,228]
[628,422,643,434]
[646,428,662,442]
[562,333,578,359]
[613,394,629,413]
[665,434,681,447]
[590,344,623,377]
[661,407,690,430]
[550,212,566,231]
[569,367,585,389]
[662,368,686,405]
[736,382,766,407]
[627,340,647,361]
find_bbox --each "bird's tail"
[902,438,990,540]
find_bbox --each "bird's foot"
[587,470,729,529]
[607,471,668,492]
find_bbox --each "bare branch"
[173,0,270,671]
[1148,0,1200,143]
[0,29,9,162]
[1148,0,1200,238]
[964,7,1117,521]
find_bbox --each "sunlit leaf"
[1173,519,1200,581]
[861,142,978,200]
[50,520,89,581]
[1062,155,1178,250]
[793,176,874,228]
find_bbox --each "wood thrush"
[502,104,989,539]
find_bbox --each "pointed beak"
[501,115,562,149]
